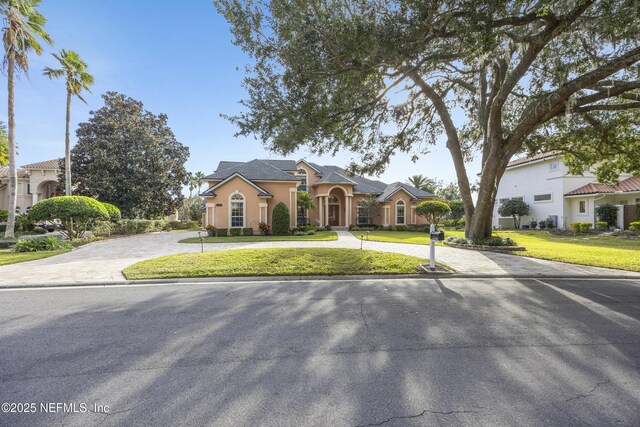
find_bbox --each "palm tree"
[43,49,94,196]
[194,171,205,194]
[406,174,439,194]
[1,0,52,239]
[296,191,317,225]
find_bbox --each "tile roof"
[376,182,434,201]
[507,151,561,168]
[20,158,62,170]
[565,176,640,196]
[204,159,300,182]
[309,163,388,194]
[0,168,30,179]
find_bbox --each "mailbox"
[430,230,445,241]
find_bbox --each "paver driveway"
[0,231,638,286]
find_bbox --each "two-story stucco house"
[493,152,639,230]
[200,159,435,232]
[0,159,62,214]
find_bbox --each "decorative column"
[324,196,329,226]
[318,196,323,226]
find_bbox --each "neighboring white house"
[0,159,62,214]
[493,152,639,230]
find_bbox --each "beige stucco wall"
[1,168,60,213]
[204,177,297,230]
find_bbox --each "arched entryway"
[35,180,60,202]
[328,187,347,226]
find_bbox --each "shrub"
[229,227,242,236]
[595,203,618,227]
[0,209,7,222]
[293,231,306,236]
[91,221,115,237]
[630,221,640,232]
[380,226,392,231]
[115,219,168,235]
[497,199,530,229]
[348,224,355,230]
[15,213,34,232]
[596,221,608,231]
[102,202,122,222]
[416,200,451,227]
[324,225,332,231]
[456,216,466,229]
[215,228,228,237]
[29,196,109,240]
[12,236,71,252]
[539,220,546,229]
[32,226,47,234]
[306,230,316,235]
[544,218,555,229]
[272,202,290,235]
[530,220,538,229]
[570,222,581,233]
[242,227,253,236]
[396,225,407,231]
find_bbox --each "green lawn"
[179,231,337,243]
[123,248,427,279]
[0,249,70,266]
[353,230,640,272]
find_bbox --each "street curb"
[1,273,640,289]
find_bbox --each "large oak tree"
[70,92,190,218]
[214,0,640,239]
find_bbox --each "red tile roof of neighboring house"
[0,168,30,179]
[507,151,561,168]
[565,176,640,196]
[20,158,61,170]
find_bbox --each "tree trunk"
[65,88,72,195]
[466,145,509,240]
[4,54,16,240]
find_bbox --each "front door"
[329,205,339,226]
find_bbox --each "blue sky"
[0,0,480,189]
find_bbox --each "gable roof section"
[309,163,388,194]
[377,182,434,201]
[20,158,62,170]
[204,159,300,182]
[0,168,30,179]
[313,171,357,185]
[565,176,640,196]
[200,172,272,197]
[507,151,561,169]
[297,159,323,174]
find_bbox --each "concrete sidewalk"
[0,230,638,287]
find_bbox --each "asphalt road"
[1,277,639,426]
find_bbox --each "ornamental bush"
[29,196,109,240]
[229,227,242,236]
[242,227,253,236]
[497,199,529,229]
[595,203,618,227]
[630,221,640,232]
[102,202,122,222]
[272,202,290,235]
[416,200,451,228]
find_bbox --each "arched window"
[396,200,405,225]
[15,206,22,214]
[328,195,339,204]
[297,168,308,190]
[230,193,244,227]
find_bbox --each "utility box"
[430,230,445,241]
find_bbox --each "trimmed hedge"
[570,222,593,233]
[272,202,290,236]
[29,196,109,240]
[215,228,228,237]
[242,227,253,236]
[630,221,640,232]
[116,219,168,235]
[229,227,241,236]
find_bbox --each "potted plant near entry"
[258,221,270,236]
[205,224,216,237]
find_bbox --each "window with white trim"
[579,200,587,214]
[296,169,307,190]
[396,200,405,225]
[230,193,244,227]
[357,201,368,225]
[533,193,552,202]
